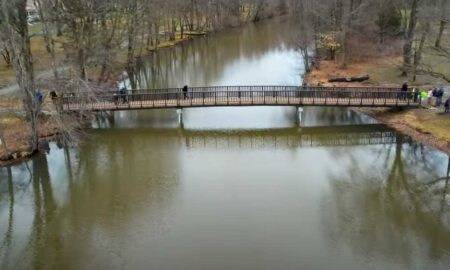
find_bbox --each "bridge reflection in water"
[94,124,410,149]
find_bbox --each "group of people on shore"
[402,83,450,113]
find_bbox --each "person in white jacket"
[427,89,433,106]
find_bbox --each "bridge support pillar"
[177,109,184,128]
[296,107,304,126]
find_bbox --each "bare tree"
[0,42,12,66]
[0,0,40,153]
[434,0,449,48]
[0,120,9,159]
[34,0,59,80]
[401,0,421,76]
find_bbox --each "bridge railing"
[60,87,421,111]
[61,85,404,96]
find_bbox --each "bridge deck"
[60,86,422,112]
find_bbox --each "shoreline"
[354,107,450,155]
[0,119,61,167]
[304,59,450,155]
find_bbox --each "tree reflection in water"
[0,152,70,270]
[29,153,59,270]
[0,166,13,270]
[325,136,450,266]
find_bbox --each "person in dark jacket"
[401,82,408,100]
[183,85,188,99]
[119,87,128,104]
[49,91,58,101]
[445,97,450,113]
[436,87,444,107]
[35,90,43,104]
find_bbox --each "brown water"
[1,17,450,270]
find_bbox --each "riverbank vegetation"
[296,0,450,153]
[0,0,291,165]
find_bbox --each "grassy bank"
[0,114,60,166]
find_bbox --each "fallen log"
[328,75,370,83]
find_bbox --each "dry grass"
[395,109,450,142]
[0,116,60,164]
[306,55,448,88]
[0,98,22,109]
[356,107,450,154]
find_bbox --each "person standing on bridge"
[401,82,408,100]
[183,85,188,99]
[119,87,128,104]
[412,88,417,102]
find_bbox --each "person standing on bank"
[428,89,433,106]
[436,87,444,107]
[445,97,450,113]
[35,90,44,109]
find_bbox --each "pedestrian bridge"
[61,86,421,112]
[95,124,409,148]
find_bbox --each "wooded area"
[292,0,450,83]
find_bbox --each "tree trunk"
[402,0,420,77]
[0,130,9,158]
[297,0,311,73]
[78,48,87,80]
[34,0,59,80]
[435,0,448,48]
[1,46,12,66]
[329,75,370,83]
[190,0,195,31]
[252,0,265,22]
[435,20,446,48]
[413,22,430,82]
[2,0,39,152]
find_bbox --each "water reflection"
[0,138,181,270]
[0,166,13,270]
[130,17,300,89]
[325,137,450,268]
[1,126,450,269]
[90,125,404,150]
[301,107,377,126]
